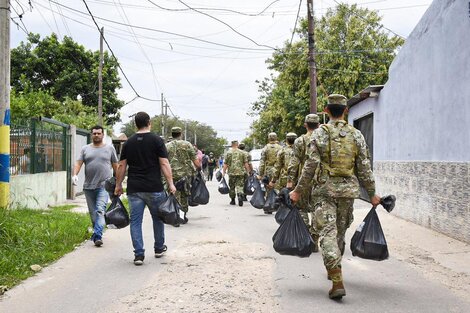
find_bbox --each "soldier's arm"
[354,132,376,198]
[293,139,320,195]
[258,148,266,177]
[271,149,283,183]
[287,138,302,185]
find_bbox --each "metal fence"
[10,118,68,176]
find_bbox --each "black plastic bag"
[272,207,314,257]
[190,172,210,205]
[243,174,257,195]
[249,184,265,209]
[105,197,129,229]
[275,188,292,225]
[218,177,230,194]
[350,207,389,261]
[380,194,396,213]
[263,189,278,212]
[158,194,182,226]
[215,170,223,182]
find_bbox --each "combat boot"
[311,235,319,253]
[230,197,236,205]
[237,193,244,207]
[327,267,346,299]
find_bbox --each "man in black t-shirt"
[115,112,176,266]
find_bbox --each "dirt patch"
[101,237,279,313]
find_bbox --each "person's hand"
[289,190,300,203]
[256,175,262,180]
[268,181,275,188]
[72,175,78,186]
[168,183,177,194]
[371,194,381,207]
[114,184,123,196]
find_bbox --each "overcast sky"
[10,0,431,142]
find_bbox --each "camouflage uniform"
[224,146,248,200]
[294,117,375,271]
[271,133,297,189]
[166,136,197,213]
[259,133,282,187]
[287,114,319,238]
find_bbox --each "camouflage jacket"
[259,142,282,178]
[166,139,197,179]
[240,149,252,172]
[224,148,248,176]
[294,120,375,199]
[287,131,313,185]
[272,144,294,188]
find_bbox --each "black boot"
[230,197,236,205]
[242,194,248,201]
[182,212,188,224]
[237,193,243,207]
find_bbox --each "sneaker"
[94,239,103,247]
[155,245,167,258]
[134,255,144,266]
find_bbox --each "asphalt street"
[0,180,469,313]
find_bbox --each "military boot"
[311,235,319,253]
[237,193,244,207]
[230,197,236,205]
[327,267,346,299]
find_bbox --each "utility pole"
[164,98,168,138]
[0,0,11,208]
[161,93,164,137]
[98,27,104,126]
[307,0,317,113]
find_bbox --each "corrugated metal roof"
[347,85,384,108]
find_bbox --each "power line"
[81,0,160,102]
[289,0,303,47]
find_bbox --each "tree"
[10,33,124,124]
[247,4,404,145]
[121,115,227,157]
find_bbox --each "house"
[347,0,470,243]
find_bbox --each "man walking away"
[222,140,249,206]
[166,127,201,224]
[238,142,252,201]
[73,125,118,247]
[269,132,297,189]
[290,94,380,300]
[258,132,281,213]
[207,152,217,181]
[114,112,176,265]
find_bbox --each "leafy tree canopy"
[11,33,124,125]
[247,4,404,146]
[121,115,227,158]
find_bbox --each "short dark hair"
[306,122,319,130]
[172,132,182,139]
[91,125,104,133]
[327,104,347,118]
[135,112,150,129]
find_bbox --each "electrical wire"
[289,0,303,47]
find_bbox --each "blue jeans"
[84,187,109,241]
[128,192,167,257]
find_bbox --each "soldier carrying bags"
[290,94,381,300]
[257,132,282,213]
[222,140,250,206]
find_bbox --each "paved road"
[1,180,469,312]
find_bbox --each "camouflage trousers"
[313,196,354,270]
[296,189,318,240]
[165,175,191,213]
[228,174,245,199]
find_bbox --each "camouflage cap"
[327,94,347,106]
[231,140,238,145]
[286,132,297,139]
[171,126,182,133]
[304,114,319,123]
[268,132,277,141]
[238,143,245,149]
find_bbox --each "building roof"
[347,85,384,108]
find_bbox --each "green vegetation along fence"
[10,118,68,176]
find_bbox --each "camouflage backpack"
[228,149,245,175]
[265,144,280,167]
[320,122,358,177]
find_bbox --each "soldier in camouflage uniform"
[287,114,320,251]
[269,132,297,189]
[258,132,282,213]
[238,143,252,201]
[222,140,249,206]
[290,94,380,300]
[166,127,201,224]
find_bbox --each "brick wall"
[374,161,470,244]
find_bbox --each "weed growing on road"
[0,206,91,292]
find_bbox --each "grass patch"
[0,207,91,291]
[50,204,77,211]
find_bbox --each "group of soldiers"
[222,94,380,300]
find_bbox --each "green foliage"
[10,87,98,129]
[0,207,90,289]
[10,33,124,125]
[121,115,227,157]
[247,4,404,145]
